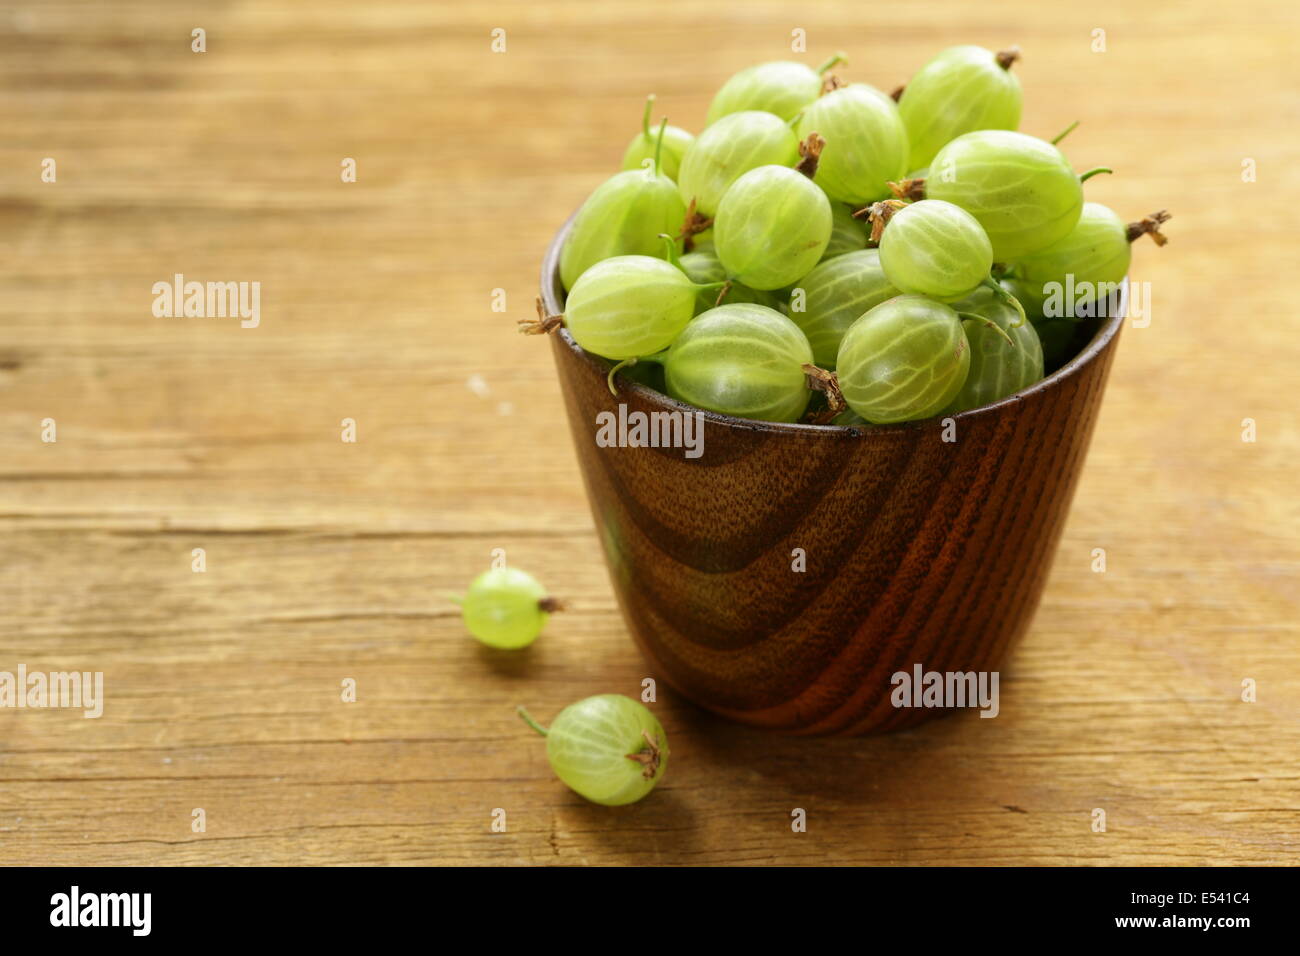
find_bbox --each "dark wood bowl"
[539,222,1126,735]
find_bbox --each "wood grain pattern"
[544,230,1125,734]
[1,0,1297,865]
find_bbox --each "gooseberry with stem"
[897,45,1023,170]
[621,95,693,182]
[706,53,847,124]
[559,120,687,290]
[451,567,561,650]
[517,695,668,806]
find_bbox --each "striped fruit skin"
[1011,202,1130,314]
[878,199,993,301]
[664,304,815,423]
[559,168,686,291]
[821,202,870,261]
[546,695,668,806]
[620,124,695,182]
[795,84,909,205]
[564,256,697,360]
[786,249,899,367]
[928,130,1083,261]
[944,284,1044,414]
[898,45,1022,171]
[837,294,971,423]
[714,166,832,291]
[706,60,821,125]
[677,111,799,217]
[677,249,780,315]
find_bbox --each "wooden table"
[1,0,1296,866]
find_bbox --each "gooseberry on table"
[518,695,668,806]
[453,567,560,650]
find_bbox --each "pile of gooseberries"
[524,44,1171,426]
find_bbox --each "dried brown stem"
[795,132,825,180]
[538,596,566,613]
[1127,209,1172,246]
[676,197,713,252]
[996,46,1021,70]
[519,297,564,335]
[714,280,732,307]
[803,364,846,424]
[624,730,662,780]
[862,199,907,242]
[820,74,844,95]
[887,178,926,201]
[890,84,905,102]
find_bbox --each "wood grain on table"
[0,0,1296,865]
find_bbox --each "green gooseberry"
[786,249,899,367]
[559,156,687,291]
[877,199,993,301]
[705,54,846,124]
[518,695,668,806]
[676,110,800,217]
[621,95,694,182]
[898,46,1023,171]
[836,294,971,423]
[562,255,701,359]
[713,165,832,291]
[1011,203,1168,317]
[455,567,556,649]
[794,83,909,205]
[943,284,1044,414]
[663,303,816,423]
[927,130,1096,260]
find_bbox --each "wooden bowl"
[539,225,1126,735]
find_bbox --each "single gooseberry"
[518,695,668,806]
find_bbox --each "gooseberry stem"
[516,706,549,737]
[802,364,846,424]
[957,311,1017,349]
[1051,120,1079,145]
[887,178,926,201]
[1078,166,1113,183]
[996,46,1021,70]
[1127,209,1172,246]
[640,94,655,140]
[816,52,848,75]
[652,118,667,177]
[795,133,825,180]
[607,357,637,396]
[982,276,1029,329]
[519,297,565,335]
[658,233,683,270]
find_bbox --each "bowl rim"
[539,214,1127,436]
